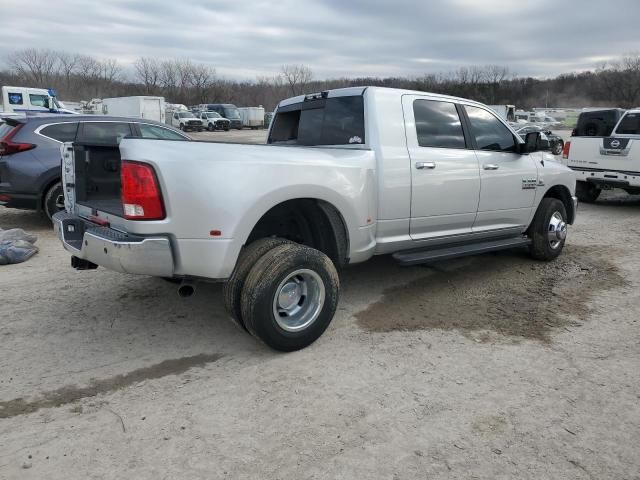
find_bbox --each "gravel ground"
[1,160,639,478]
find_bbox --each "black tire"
[528,198,568,261]
[223,238,292,330]
[576,181,601,203]
[240,243,340,351]
[179,124,185,131]
[552,140,564,156]
[207,123,214,131]
[224,127,230,132]
[43,181,64,221]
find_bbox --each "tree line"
[1,48,639,110]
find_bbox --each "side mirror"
[519,132,540,154]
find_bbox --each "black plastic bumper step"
[392,236,531,266]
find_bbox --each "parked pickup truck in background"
[53,87,577,351]
[564,109,640,202]
[167,110,203,132]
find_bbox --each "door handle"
[483,164,499,170]
[415,161,436,170]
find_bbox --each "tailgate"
[569,136,640,173]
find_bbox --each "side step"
[392,236,531,266]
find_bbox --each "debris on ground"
[0,228,39,265]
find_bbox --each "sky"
[1,0,638,80]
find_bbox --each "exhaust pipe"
[177,280,197,298]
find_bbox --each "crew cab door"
[403,96,481,240]
[462,105,538,231]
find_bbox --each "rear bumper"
[52,211,174,277]
[572,168,640,189]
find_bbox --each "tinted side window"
[615,113,640,135]
[79,122,133,145]
[465,106,516,152]
[139,124,187,140]
[40,123,78,142]
[413,100,466,149]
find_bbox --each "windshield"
[224,108,241,119]
[269,95,365,146]
[207,112,222,118]
[178,112,195,118]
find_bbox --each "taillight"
[562,141,571,160]
[120,161,165,220]
[0,124,36,155]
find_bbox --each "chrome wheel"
[55,194,65,210]
[272,269,325,332]
[547,211,567,249]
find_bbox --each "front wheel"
[179,124,185,131]
[240,243,340,351]
[576,181,601,203]
[43,181,65,221]
[207,123,214,131]
[528,198,568,261]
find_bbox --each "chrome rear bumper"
[52,212,174,277]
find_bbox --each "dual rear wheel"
[223,239,339,352]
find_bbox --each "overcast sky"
[1,0,638,80]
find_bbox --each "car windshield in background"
[269,96,365,146]
[207,112,222,118]
[224,108,241,119]
[178,112,195,118]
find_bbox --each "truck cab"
[1,86,77,115]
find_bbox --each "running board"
[392,236,531,266]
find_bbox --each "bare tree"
[280,64,313,96]
[57,51,81,93]
[7,48,59,86]
[133,57,161,94]
[190,63,216,104]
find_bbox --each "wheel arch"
[242,197,351,267]
[542,184,575,224]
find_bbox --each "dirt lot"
[1,139,639,478]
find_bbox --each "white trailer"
[239,106,265,129]
[100,96,165,122]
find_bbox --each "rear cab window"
[269,95,365,146]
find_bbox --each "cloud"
[0,0,637,79]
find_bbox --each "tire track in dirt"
[355,245,626,341]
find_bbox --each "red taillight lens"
[0,124,36,155]
[562,141,571,159]
[120,161,165,220]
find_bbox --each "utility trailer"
[100,96,165,123]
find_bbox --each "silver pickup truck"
[53,87,577,351]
